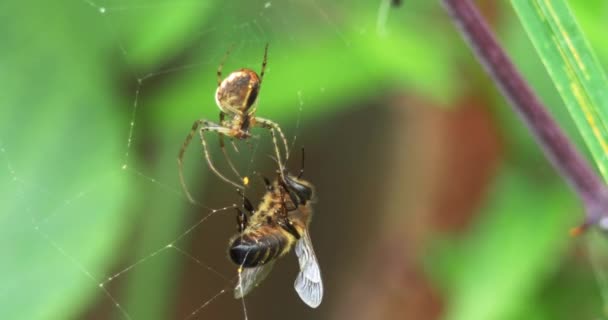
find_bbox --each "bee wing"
[294,230,323,308]
[234,261,276,299]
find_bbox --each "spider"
[178,44,290,203]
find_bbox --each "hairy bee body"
[229,170,323,308]
[228,174,313,268]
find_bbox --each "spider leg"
[259,43,269,84]
[269,129,284,174]
[219,133,243,183]
[178,119,206,204]
[199,125,245,189]
[254,116,290,170]
[177,119,245,204]
[217,44,236,86]
[219,112,241,154]
[230,139,240,153]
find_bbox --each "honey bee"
[228,155,322,308]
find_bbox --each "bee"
[178,44,289,202]
[228,153,322,308]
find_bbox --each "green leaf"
[511,2,608,317]
[510,0,608,181]
[569,1,608,67]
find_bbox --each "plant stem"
[440,0,608,227]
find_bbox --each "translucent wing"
[294,230,323,308]
[234,261,275,299]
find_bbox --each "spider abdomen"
[215,69,260,114]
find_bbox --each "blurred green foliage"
[1,2,130,320]
[3,0,608,319]
[430,171,577,320]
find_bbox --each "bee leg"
[257,174,273,191]
[236,208,248,233]
[278,218,301,239]
[284,199,298,212]
[278,186,299,213]
[237,189,255,214]
[243,196,254,214]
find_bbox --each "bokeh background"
[4,0,608,319]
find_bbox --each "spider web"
[0,0,360,319]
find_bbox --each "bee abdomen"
[229,231,289,268]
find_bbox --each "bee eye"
[283,176,313,204]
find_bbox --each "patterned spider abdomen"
[215,69,260,114]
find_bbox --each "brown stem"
[440,0,608,227]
